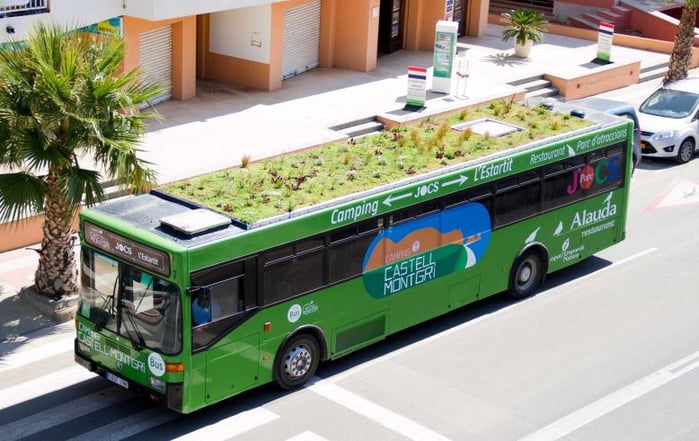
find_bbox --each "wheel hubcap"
[284,345,312,378]
[518,264,532,285]
[681,144,693,161]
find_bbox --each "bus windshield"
[79,248,182,354]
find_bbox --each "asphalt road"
[2,83,699,441]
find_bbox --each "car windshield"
[79,248,182,354]
[639,88,699,119]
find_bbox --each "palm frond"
[0,173,47,222]
[60,167,104,208]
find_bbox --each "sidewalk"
[143,25,670,184]
[0,24,673,342]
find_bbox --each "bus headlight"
[150,377,167,393]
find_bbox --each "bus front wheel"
[510,251,544,299]
[274,334,320,390]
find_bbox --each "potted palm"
[500,9,549,58]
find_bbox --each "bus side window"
[190,259,248,327]
[494,172,541,227]
[263,250,324,304]
[210,276,244,320]
[328,233,375,283]
[192,275,244,326]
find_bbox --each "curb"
[18,286,78,323]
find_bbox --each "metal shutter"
[282,0,321,80]
[139,25,173,105]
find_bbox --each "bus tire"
[510,250,544,299]
[274,334,320,390]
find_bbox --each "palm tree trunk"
[34,169,79,299]
[663,3,698,85]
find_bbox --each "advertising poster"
[406,66,427,109]
[597,22,614,62]
[433,31,455,79]
[432,20,459,94]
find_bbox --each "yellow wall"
[466,0,489,37]
[199,8,274,91]
[403,0,446,51]
[204,0,384,91]
[404,1,489,51]
[0,214,80,253]
[330,0,380,71]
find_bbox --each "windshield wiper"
[121,306,146,351]
[94,277,117,331]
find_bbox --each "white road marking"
[67,407,178,441]
[286,431,330,441]
[172,408,279,440]
[0,365,96,411]
[518,348,699,441]
[309,378,453,441]
[1,388,132,441]
[572,247,658,282]
[0,332,74,373]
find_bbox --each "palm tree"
[0,23,164,299]
[663,0,699,84]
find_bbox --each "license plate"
[641,142,649,151]
[106,371,129,389]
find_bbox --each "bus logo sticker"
[287,304,303,323]
[361,202,491,299]
[571,192,617,229]
[550,238,585,264]
[287,301,319,323]
[148,353,165,377]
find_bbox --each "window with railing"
[1,0,48,17]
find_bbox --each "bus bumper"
[74,342,183,412]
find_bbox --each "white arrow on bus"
[383,192,412,207]
[442,174,469,188]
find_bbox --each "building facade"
[0,0,492,104]
[0,0,491,251]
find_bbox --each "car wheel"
[676,138,695,164]
[509,250,545,299]
[274,334,320,390]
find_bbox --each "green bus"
[75,106,633,413]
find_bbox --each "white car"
[638,77,699,164]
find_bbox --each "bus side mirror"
[187,286,211,308]
[197,291,210,308]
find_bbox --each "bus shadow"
[318,256,613,379]
[141,257,615,438]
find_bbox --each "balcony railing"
[1,0,48,17]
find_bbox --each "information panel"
[597,22,614,62]
[84,221,170,276]
[433,20,459,94]
[406,66,427,108]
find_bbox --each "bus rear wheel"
[510,251,544,299]
[274,334,320,390]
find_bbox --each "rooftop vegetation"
[161,100,590,224]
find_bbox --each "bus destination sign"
[84,221,170,276]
